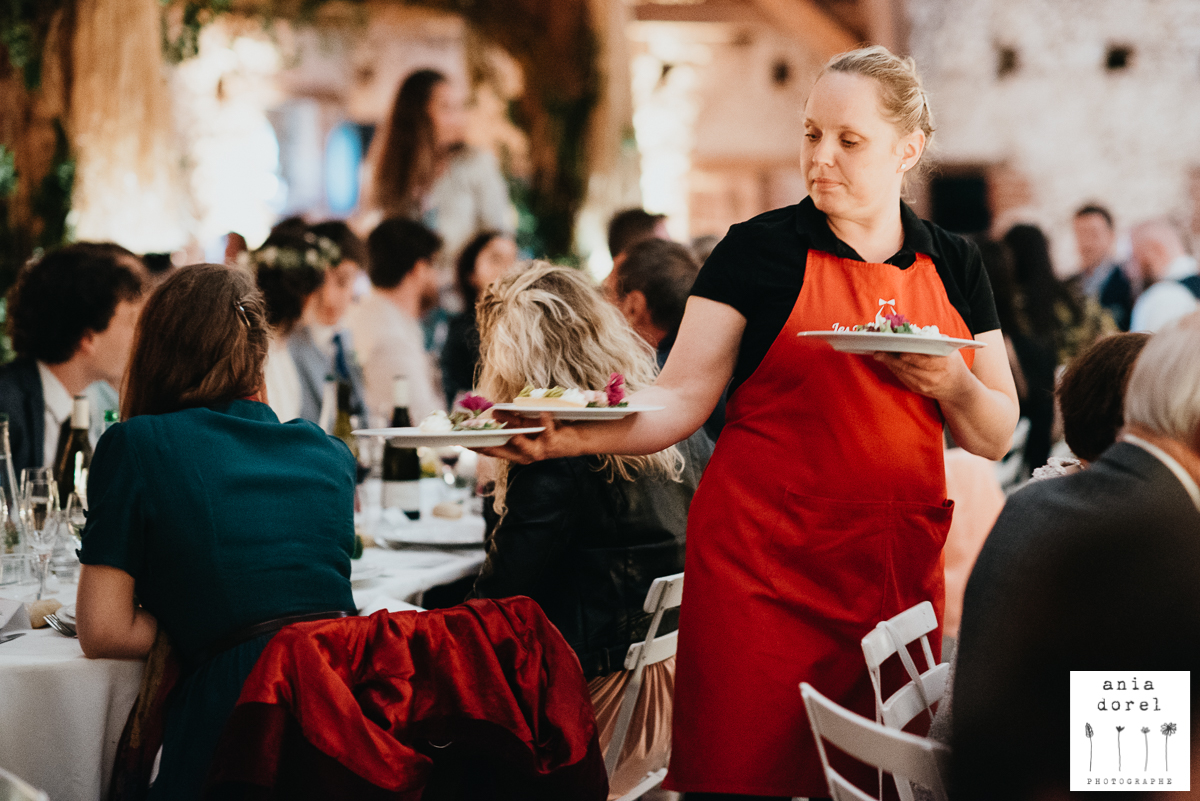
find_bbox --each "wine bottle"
[103,409,120,433]
[53,394,93,506]
[381,377,421,520]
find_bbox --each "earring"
[901,163,908,170]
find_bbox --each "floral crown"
[238,232,341,273]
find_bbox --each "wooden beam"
[746,0,858,60]
[633,0,767,24]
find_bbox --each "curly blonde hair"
[476,261,683,516]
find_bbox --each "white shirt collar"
[36,361,73,424]
[1122,434,1200,513]
[1163,254,1199,281]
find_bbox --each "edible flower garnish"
[457,393,494,413]
[605,373,626,407]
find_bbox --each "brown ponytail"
[121,264,270,419]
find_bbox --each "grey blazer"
[950,442,1200,800]
[287,326,366,426]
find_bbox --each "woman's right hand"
[472,412,580,463]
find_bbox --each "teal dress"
[79,400,357,800]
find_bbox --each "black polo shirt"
[691,197,1001,395]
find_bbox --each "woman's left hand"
[872,351,973,403]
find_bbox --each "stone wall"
[908,0,1200,274]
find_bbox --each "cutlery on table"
[0,631,26,645]
[43,614,76,637]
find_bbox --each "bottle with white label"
[381,377,421,519]
[53,394,93,506]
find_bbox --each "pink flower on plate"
[884,313,910,328]
[605,373,626,407]
[457,393,494,414]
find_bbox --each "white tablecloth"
[0,519,487,799]
[0,629,143,801]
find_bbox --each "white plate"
[351,426,545,448]
[376,518,487,548]
[797,330,984,357]
[490,403,665,421]
[350,563,385,585]
[58,604,76,623]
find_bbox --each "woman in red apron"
[484,45,1018,799]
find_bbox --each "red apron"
[664,249,975,796]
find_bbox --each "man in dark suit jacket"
[0,244,143,473]
[950,317,1200,800]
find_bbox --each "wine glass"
[18,468,59,600]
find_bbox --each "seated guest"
[604,238,725,440]
[1032,331,1151,479]
[949,316,1200,800]
[247,229,342,422]
[346,218,445,425]
[76,264,357,801]
[607,207,669,267]
[469,262,712,799]
[288,221,369,425]
[441,230,518,406]
[0,243,143,472]
[1129,218,1200,332]
[1068,204,1134,331]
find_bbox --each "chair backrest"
[800,682,949,801]
[0,768,49,801]
[862,601,944,730]
[604,572,684,777]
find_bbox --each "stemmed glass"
[19,468,60,600]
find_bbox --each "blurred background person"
[441,229,518,406]
[1067,204,1134,331]
[605,238,724,441]
[366,68,515,355]
[288,221,368,426]
[77,264,357,801]
[1003,224,1115,477]
[689,234,721,267]
[470,262,711,800]
[249,229,341,423]
[346,218,445,426]
[1129,218,1200,332]
[606,208,669,268]
[0,244,144,473]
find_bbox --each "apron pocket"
[882,499,954,617]
[767,491,892,628]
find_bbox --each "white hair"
[1124,314,1200,447]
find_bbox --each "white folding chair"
[861,601,950,801]
[801,682,949,801]
[604,571,684,801]
[0,768,49,801]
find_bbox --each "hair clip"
[235,302,249,325]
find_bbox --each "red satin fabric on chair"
[205,597,609,801]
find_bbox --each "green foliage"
[0,0,71,90]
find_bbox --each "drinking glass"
[54,491,87,583]
[18,468,59,600]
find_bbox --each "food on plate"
[833,311,945,338]
[418,394,507,432]
[432,501,464,520]
[513,373,629,408]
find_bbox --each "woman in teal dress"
[76,264,357,800]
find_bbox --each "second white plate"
[352,426,545,448]
[797,330,984,357]
[490,403,665,421]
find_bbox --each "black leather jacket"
[472,431,711,678]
